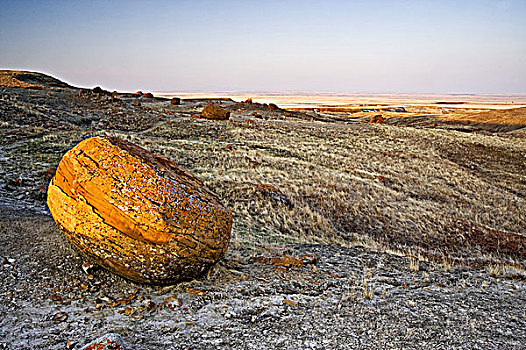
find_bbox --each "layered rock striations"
[47,136,232,284]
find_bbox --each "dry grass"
[3,81,523,271]
[440,107,526,125]
[105,114,526,269]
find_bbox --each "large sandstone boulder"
[200,104,230,120]
[47,136,232,284]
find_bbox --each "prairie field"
[1,73,525,269]
[1,71,526,349]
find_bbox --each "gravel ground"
[1,207,525,349]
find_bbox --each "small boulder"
[268,103,279,110]
[243,98,253,104]
[369,115,385,124]
[134,90,143,97]
[47,136,232,284]
[81,333,125,350]
[200,104,230,120]
[170,97,181,105]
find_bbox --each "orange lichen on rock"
[47,136,232,284]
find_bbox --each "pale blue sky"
[1,0,525,92]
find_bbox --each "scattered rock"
[255,183,293,208]
[47,136,233,284]
[170,97,181,105]
[53,312,68,322]
[132,101,141,107]
[370,115,385,124]
[81,333,125,350]
[200,104,230,120]
[186,288,205,296]
[376,175,387,183]
[283,299,296,306]
[66,339,77,350]
[81,262,96,274]
[162,296,183,310]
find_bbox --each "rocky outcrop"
[47,136,232,284]
[143,92,154,98]
[200,104,230,120]
[268,103,279,110]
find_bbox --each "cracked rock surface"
[47,136,232,284]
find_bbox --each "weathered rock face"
[200,104,230,120]
[47,136,232,284]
